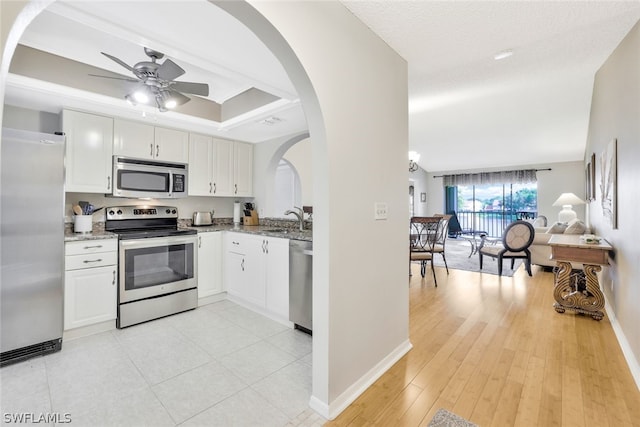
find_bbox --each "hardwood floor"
[325,264,640,426]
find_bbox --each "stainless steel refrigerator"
[1,127,65,366]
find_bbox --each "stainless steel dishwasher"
[289,239,312,334]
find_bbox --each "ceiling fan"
[91,47,209,112]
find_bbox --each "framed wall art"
[585,153,596,201]
[600,139,617,229]
[585,161,592,201]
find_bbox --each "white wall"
[283,137,312,207]
[585,19,640,386]
[425,161,586,223]
[64,192,239,223]
[409,166,430,217]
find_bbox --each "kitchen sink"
[264,228,289,234]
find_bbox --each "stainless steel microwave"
[111,156,188,199]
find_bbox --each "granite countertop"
[64,223,311,242]
[187,224,312,242]
[64,229,118,242]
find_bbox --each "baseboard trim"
[198,292,227,307]
[605,300,640,390]
[309,339,413,420]
[63,320,115,341]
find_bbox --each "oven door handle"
[119,235,197,250]
[168,171,173,198]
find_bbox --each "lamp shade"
[552,193,585,207]
[552,192,585,223]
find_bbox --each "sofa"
[530,218,590,268]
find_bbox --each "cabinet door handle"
[234,184,237,194]
[213,183,217,194]
[83,245,103,250]
[198,236,202,248]
[209,182,212,194]
[265,240,269,254]
[107,176,111,190]
[232,241,239,245]
[241,258,245,271]
[150,143,154,157]
[112,270,116,285]
[156,144,160,157]
[83,259,103,264]
[261,240,265,253]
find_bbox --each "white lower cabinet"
[224,232,264,307]
[197,231,223,298]
[223,232,289,320]
[262,237,289,320]
[64,239,118,330]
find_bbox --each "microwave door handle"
[168,171,173,197]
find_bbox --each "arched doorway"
[1,1,410,420]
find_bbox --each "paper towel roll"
[233,202,241,225]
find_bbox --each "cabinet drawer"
[65,251,117,270]
[224,232,251,254]
[65,239,117,256]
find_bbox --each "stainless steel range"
[105,206,197,328]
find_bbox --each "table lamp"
[552,192,585,223]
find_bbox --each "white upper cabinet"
[113,119,155,159]
[189,136,253,197]
[114,119,188,163]
[63,110,113,193]
[188,133,214,196]
[234,142,253,197]
[154,126,189,162]
[213,138,235,196]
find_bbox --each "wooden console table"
[549,234,613,321]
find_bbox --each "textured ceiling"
[343,1,640,172]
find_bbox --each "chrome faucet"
[284,206,305,231]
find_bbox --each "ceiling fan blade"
[101,52,135,72]
[157,59,185,81]
[88,74,139,83]
[166,90,191,106]
[170,81,209,97]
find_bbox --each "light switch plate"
[374,202,388,220]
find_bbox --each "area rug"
[429,238,523,277]
[426,408,478,427]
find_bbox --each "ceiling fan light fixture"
[494,49,514,60]
[97,48,208,113]
[133,89,149,104]
[162,94,177,110]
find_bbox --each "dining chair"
[478,220,535,276]
[409,216,442,286]
[433,214,452,274]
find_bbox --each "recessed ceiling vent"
[258,116,284,126]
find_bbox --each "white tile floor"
[0,300,326,427]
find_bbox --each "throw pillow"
[547,222,568,234]
[565,219,587,234]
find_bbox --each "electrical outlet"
[374,202,388,220]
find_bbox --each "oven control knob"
[108,210,115,215]
[165,209,171,214]
[117,209,123,215]
[171,209,177,214]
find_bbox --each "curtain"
[442,169,537,186]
